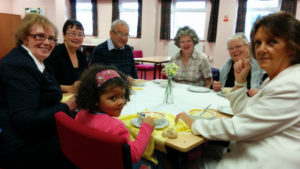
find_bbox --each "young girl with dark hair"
[75,65,155,168]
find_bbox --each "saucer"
[188,86,212,93]
[131,118,169,129]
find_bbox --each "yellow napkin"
[131,87,144,90]
[118,113,177,164]
[61,93,73,103]
[175,119,192,133]
[118,112,192,164]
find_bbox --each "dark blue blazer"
[0,46,71,155]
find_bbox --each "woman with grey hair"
[213,32,265,96]
[177,11,300,169]
[170,26,212,87]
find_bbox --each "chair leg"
[140,71,143,79]
[144,71,147,79]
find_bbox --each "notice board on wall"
[25,8,46,16]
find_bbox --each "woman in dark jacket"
[45,19,88,93]
[0,13,77,169]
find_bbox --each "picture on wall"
[25,8,46,16]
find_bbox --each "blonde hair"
[15,13,58,46]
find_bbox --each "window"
[245,0,281,38]
[119,0,139,37]
[170,0,207,40]
[76,0,93,36]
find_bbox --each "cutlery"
[137,112,146,119]
[200,104,211,119]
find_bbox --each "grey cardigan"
[219,57,265,88]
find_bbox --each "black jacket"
[0,46,70,155]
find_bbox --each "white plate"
[131,118,169,129]
[153,79,162,84]
[187,86,212,93]
[217,106,234,115]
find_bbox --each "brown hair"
[250,11,300,65]
[15,13,58,46]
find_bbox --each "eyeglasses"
[29,33,57,43]
[228,44,244,51]
[66,32,85,38]
[112,31,129,38]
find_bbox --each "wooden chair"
[55,112,133,169]
[133,50,155,79]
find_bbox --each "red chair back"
[55,112,133,169]
[133,50,143,58]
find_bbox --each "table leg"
[158,63,162,79]
[153,64,157,79]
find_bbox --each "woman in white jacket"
[176,11,300,169]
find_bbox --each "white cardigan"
[191,64,300,169]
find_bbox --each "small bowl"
[159,80,168,88]
[189,109,216,120]
[159,80,175,88]
[143,111,165,119]
[133,79,147,86]
[142,112,166,124]
[134,112,169,129]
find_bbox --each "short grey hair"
[174,26,200,47]
[111,19,129,31]
[227,32,249,48]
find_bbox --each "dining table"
[124,80,234,153]
[134,56,171,79]
[61,80,233,166]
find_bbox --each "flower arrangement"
[162,63,179,78]
[161,63,178,104]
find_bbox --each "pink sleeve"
[128,122,153,163]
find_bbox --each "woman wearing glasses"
[213,33,265,96]
[0,14,77,168]
[45,19,88,93]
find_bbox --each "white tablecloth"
[122,81,230,116]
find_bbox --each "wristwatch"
[234,81,246,87]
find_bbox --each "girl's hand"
[175,112,194,128]
[234,58,251,83]
[213,81,222,91]
[143,116,156,129]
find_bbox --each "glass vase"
[163,77,174,104]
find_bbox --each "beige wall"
[1,0,300,68]
[0,0,12,13]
